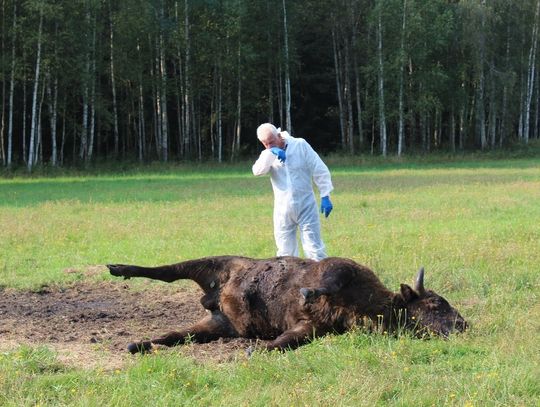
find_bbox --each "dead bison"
[107,256,466,354]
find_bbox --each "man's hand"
[320,196,333,218]
[270,147,286,163]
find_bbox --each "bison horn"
[414,267,426,295]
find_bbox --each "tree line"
[1,0,539,170]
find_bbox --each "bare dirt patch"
[0,281,255,369]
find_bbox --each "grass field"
[1,156,539,406]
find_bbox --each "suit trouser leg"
[274,212,299,257]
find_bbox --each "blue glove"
[270,147,286,163]
[320,196,333,218]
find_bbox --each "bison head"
[399,268,467,337]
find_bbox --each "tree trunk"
[88,83,96,162]
[80,7,91,162]
[332,25,345,148]
[36,74,46,166]
[174,2,185,157]
[500,81,508,147]
[488,65,497,149]
[109,1,120,157]
[450,106,456,153]
[377,4,387,156]
[518,83,524,140]
[344,37,354,153]
[28,8,44,172]
[231,43,242,162]
[0,0,5,166]
[535,63,540,140]
[426,111,431,152]
[153,39,162,160]
[217,63,223,163]
[138,80,145,162]
[22,72,27,164]
[137,40,146,161]
[174,63,182,157]
[277,61,284,126]
[159,3,168,162]
[87,13,97,163]
[370,112,375,155]
[7,2,16,168]
[72,116,77,163]
[397,0,407,156]
[352,19,363,151]
[524,0,540,144]
[60,97,66,165]
[266,0,274,122]
[193,96,200,161]
[420,110,426,151]
[210,66,216,158]
[500,24,510,148]
[184,0,191,156]
[282,0,292,133]
[46,73,58,166]
[476,0,487,149]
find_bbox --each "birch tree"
[524,0,540,143]
[397,0,407,156]
[282,0,292,132]
[45,72,58,166]
[351,5,364,151]
[1,0,540,167]
[27,3,44,172]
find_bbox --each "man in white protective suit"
[252,123,334,261]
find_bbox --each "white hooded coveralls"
[252,132,334,261]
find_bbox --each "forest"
[1,0,539,170]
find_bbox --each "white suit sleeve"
[252,149,277,176]
[307,143,333,197]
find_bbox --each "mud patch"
[0,281,255,369]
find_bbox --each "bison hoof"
[127,341,152,354]
[106,264,131,279]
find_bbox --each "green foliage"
[3,0,540,167]
[0,157,539,405]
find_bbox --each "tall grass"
[1,157,539,405]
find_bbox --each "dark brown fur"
[107,256,466,354]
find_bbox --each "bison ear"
[400,284,419,302]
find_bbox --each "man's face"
[260,131,284,149]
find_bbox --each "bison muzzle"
[106,256,466,354]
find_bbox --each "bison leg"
[265,322,316,351]
[127,312,238,354]
[107,256,234,287]
[107,263,193,283]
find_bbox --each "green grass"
[1,156,539,406]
